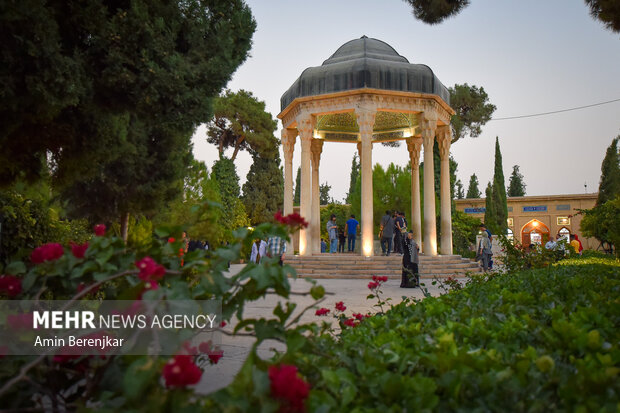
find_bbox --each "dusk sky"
[192,0,620,201]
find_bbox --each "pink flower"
[343,318,358,327]
[335,301,346,312]
[70,242,89,259]
[0,275,22,297]
[315,308,330,316]
[269,365,310,412]
[7,313,32,329]
[168,237,176,243]
[162,355,202,388]
[368,281,380,290]
[93,224,106,236]
[274,211,309,229]
[198,341,213,354]
[135,256,165,281]
[31,243,64,264]
[352,313,364,321]
[372,275,388,283]
[208,351,223,364]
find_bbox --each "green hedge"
[297,258,620,411]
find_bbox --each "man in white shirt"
[545,236,557,250]
[250,238,267,263]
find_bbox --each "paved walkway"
[196,264,446,395]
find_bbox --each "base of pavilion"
[284,254,480,279]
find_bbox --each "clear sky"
[192,0,620,201]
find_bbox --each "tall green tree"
[466,174,482,198]
[449,84,496,144]
[491,137,508,233]
[0,0,255,185]
[455,179,465,199]
[294,167,301,206]
[242,154,284,225]
[484,182,496,230]
[206,90,278,161]
[319,183,332,205]
[596,136,620,206]
[346,154,360,204]
[212,157,249,237]
[507,165,527,197]
[404,0,620,33]
[59,120,192,240]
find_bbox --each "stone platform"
[284,254,480,279]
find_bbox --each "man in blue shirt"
[344,214,359,252]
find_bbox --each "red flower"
[135,257,165,281]
[335,301,346,312]
[269,365,310,412]
[372,275,388,283]
[220,321,227,327]
[182,341,198,355]
[352,313,364,321]
[274,211,309,229]
[208,351,223,364]
[93,224,106,236]
[31,243,64,264]
[343,318,358,327]
[162,355,202,388]
[70,242,89,259]
[0,275,22,297]
[198,341,212,354]
[168,237,176,243]
[315,308,330,316]
[367,281,380,290]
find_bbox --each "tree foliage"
[346,154,360,204]
[484,182,496,231]
[294,167,301,206]
[449,84,496,144]
[455,179,465,199]
[490,137,508,233]
[206,90,278,161]
[507,165,527,197]
[404,0,620,33]
[212,157,249,238]
[319,183,332,205]
[402,0,470,24]
[580,196,620,256]
[242,154,284,226]
[0,0,256,185]
[466,174,482,198]
[596,136,620,206]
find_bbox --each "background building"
[456,193,598,249]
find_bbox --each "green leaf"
[5,261,26,275]
[310,285,325,300]
[123,357,158,401]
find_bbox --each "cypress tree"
[597,136,620,205]
[455,179,464,199]
[242,154,284,225]
[346,154,360,204]
[294,167,301,206]
[466,174,481,198]
[484,182,496,232]
[492,137,508,233]
[212,156,248,234]
[507,165,527,197]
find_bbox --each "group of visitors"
[324,214,359,253]
[379,210,408,256]
[476,224,494,272]
[545,232,583,256]
[250,235,287,266]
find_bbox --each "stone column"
[297,114,314,256]
[437,126,453,255]
[420,111,438,256]
[311,139,324,254]
[355,106,377,256]
[281,128,296,254]
[407,137,423,248]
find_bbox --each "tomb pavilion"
[278,36,455,257]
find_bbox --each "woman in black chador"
[401,230,420,288]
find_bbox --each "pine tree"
[492,137,508,233]
[466,174,481,198]
[242,154,284,225]
[346,154,360,203]
[507,165,527,197]
[597,136,620,206]
[294,167,301,206]
[483,182,496,231]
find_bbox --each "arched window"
[506,228,514,241]
[558,227,571,242]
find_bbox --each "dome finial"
[360,35,368,38]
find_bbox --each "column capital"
[419,111,437,147]
[310,139,323,169]
[406,137,423,169]
[296,113,315,143]
[354,106,377,137]
[436,125,452,160]
[281,129,296,161]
